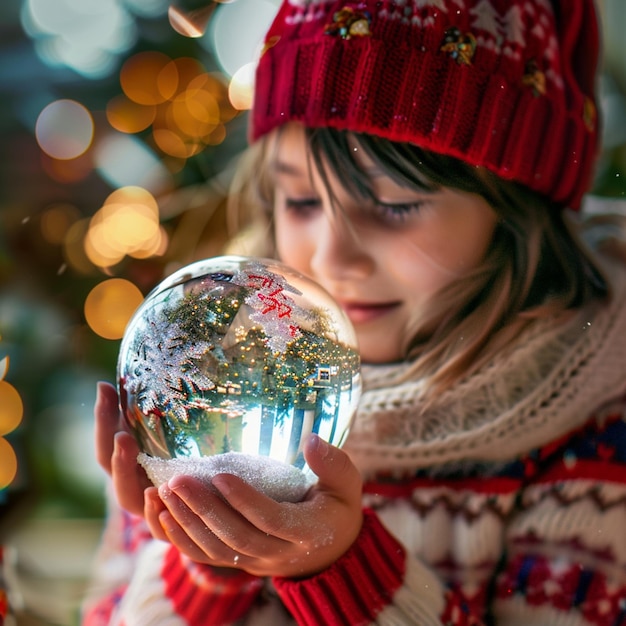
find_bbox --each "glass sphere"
[117,256,361,480]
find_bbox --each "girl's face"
[271,123,498,364]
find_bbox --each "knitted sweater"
[82,257,626,626]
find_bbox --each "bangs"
[303,127,439,205]
[302,127,513,206]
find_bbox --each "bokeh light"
[94,133,172,193]
[113,50,238,160]
[163,57,205,95]
[170,87,220,137]
[84,186,163,268]
[229,62,256,110]
[35,100,94,160]
[204,0,278,78]
[22,0,139,78]
[106,95,157,134]
[63,219,98,275]
[0,352,22,491]
[0,356,8,381]
[206,124,227,146]
[120,51,178,105]
[84,278,144,340]
[41,150,94,184]
[0,438,18,490]
[168,4,215,38]
[0,380,24,436]
[124,0,168,18]
[189,72,238,123]
[153,127,202,159]
[129,225,169,259]
[40,204,82,246]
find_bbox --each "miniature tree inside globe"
[117,256,361,501]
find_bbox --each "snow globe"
[117,256,361,501]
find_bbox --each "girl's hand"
[94,381,151,516]
[145,434,364,579]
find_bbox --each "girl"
[84,0,626,624]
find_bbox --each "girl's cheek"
[274,218,314,269]
[275,230,306,268]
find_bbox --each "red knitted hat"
[251,0,601,210]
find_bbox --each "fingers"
[303,434,362,504]
[156,506,217,564]
[207,473,299,542]
[111,432,150,515]
[145,485,211,567]
[95,381,151,516]
[94,381,123,473]
[144,487,168,541]
[164,476,287,560]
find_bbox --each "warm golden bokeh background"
[0,1,624,624]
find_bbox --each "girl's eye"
[284,197,321,216]
[375,200,426,222]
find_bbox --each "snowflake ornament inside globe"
[117,256,361,497]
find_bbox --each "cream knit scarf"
[345,257,626,479]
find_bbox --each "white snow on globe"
[117,256,361,501]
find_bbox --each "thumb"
[303,434,362,501]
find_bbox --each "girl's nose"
[309,211,375,281]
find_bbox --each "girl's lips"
[340,301,401,324]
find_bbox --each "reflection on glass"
[118,256,361,477]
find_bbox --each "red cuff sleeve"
[162,545,264,626]
[273,509,406,625]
